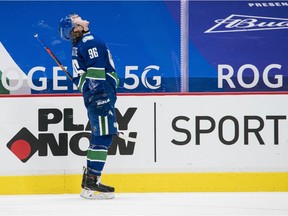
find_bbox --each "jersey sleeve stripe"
[107,72,119,88]
[86,67,106,80]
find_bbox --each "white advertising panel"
[0,94,288,176]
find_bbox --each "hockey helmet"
[58,14,77,40]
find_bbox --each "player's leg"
[80,87,118,199]
[80,105,117,199]
[80,135,115,199]
[81,139,114,192]
[86,135,114,189]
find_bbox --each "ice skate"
[80,167,115,200]
[80,188,115,200]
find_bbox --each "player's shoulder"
[80,33,106,51]
[82,34,94,43]
[82,33,103,45]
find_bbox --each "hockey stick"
[34,33,73,81]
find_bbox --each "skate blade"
[80,189,115,200]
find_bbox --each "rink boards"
[0,93,288,194]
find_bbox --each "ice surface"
[0,192,288,215]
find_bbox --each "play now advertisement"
[1,1,288,94]
[0,94,288,175]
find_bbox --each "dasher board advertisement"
[0,94,288,176]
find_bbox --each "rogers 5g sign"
[123,65,161,90]
[0,65,162,93]
[218,63,286,89]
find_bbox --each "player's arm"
[82,42,107,94]
[105,48,119,89]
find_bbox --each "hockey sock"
[87,145,108,176]
[87,135,113,176]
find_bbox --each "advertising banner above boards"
[189,1,288,92]
[1,1,288,95]
[0,1,180,94]
[0,94,288,176]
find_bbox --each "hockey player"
[58,14,119,199]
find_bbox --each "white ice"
[0,192,288,216]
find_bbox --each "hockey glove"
[91,92,112,116]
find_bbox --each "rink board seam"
[0,172,288,194]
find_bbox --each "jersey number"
[88,47,98,59]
